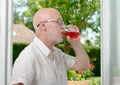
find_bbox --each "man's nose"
[61,24,65,29]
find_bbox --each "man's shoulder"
[17,43,36,58]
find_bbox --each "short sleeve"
[53,47,75,69]
[62,52,75,69]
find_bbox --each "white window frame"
[0,0,13,85]
[101,0,120,85]
[101,0,111,85]
[0,0,120,85]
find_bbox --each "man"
[11,8,90,85]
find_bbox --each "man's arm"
[70,42,90,72]
[67,29,90,72]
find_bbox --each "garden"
[67,64,101,85]
[13,0,101,84]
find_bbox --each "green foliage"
[67,70,82,81]
[13,0,27,24]
[67,63,95,81]
[13,43,28,63]
[67,70,101,84]
[85,46,100,76]
[13,0,100,33]
[89,77,101,85]
[67,70,94,81]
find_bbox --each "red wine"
[62,32,79,38]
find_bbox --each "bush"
[13,43,28,63]
[67,64,95,81]
[67,70,101,85]
[89,77,101,85]
[85,47,100,76]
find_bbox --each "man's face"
[36,8,65,44]
[45,17,64,44]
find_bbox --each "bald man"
[10,8,90,85]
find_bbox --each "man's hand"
[66,25,81,50]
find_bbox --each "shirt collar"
[33,36,51,57]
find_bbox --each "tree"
[14,0,100,31]
[13,0,100,47]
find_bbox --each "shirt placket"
[50,52,62,85]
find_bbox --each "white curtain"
[111,0,120,85]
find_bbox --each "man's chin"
[55,38,63,44]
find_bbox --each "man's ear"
[39,23,47,31]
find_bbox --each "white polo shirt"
[11,36,75,85]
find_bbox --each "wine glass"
[62,25,79,38]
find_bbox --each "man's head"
[33,8,65,46]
